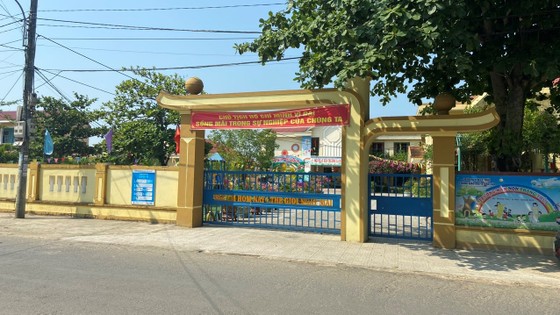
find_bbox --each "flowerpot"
[433,93,456,115]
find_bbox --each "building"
[0,111,16,145]
[274,125,423,173]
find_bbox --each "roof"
[271,127,310,133]
[0,111,16,122]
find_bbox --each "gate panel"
[203,170,341,234]
[369,173,433,240]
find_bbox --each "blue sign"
[131,170,156,205]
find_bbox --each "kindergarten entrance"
[202,170,341,234]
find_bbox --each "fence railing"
[202,170,342,233]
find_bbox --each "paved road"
[1,235,558,315]
[1,212,559,289]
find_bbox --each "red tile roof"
[270,127,310,133]
[0,111,16,121]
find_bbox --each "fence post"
[26,161,40,201]
[94,163,108,206]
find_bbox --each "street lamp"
[456,133,462,171]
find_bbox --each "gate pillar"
[342,78,370,242]
[431,135,457,249]
[176,114,205,227]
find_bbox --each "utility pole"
[15,0,38,219]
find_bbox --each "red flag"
[174,125,181,154]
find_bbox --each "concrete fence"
[0,163,178,223]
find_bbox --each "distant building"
[0,111,16,145]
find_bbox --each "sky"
[0,1,419,121]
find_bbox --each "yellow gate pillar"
[176,114,205,227]
[431,135,457,249]
[342,78,370,242]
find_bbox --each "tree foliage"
[102,68,185,165]
[30,94,102,160]
[235,0,560,171]
[460,101,560,172]
[208,129,278,170]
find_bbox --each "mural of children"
[502,207,509,220]
[529,202,540,223]
[494,202,505,219]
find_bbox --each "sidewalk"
[1,212,559,288]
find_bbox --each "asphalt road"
[0,235,557,315]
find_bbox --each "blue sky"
[1,1,418,118]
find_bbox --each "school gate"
[368,173,434,241]
[202,170,342,233]
[158,77,500,247]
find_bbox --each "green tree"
[235,0,560,172]
[30,94,102,160]
[522,104,560,171]
[102,68,185,165]
[208,129,278,170]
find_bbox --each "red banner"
[190,104,350,130]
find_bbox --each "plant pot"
[433,93,456,115]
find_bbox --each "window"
[394,142,409,155]
[370,142,385,157]
[311,137,320,156]
[2,128,14,144]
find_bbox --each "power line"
[43,37,257,41]
[40,57,302,72]
[0,66,21,102]
[38,3,285,12]
[37,67,115,96]
[35,68,107,129]
[37,43,254,57]
[0,25,22,34]
[38,34,137,81]
[38,17,262,34]
[35,68,71,102]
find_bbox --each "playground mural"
[456,174,560,231]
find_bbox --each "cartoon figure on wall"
[456,174,560,231]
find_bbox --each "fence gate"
[202,170,342,234]
[368,173,433,240]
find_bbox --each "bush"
[0,144,18,163]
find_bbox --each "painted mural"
[455,174,560,231]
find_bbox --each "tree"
[522,104,560,171]
[460,101,560,172]
[102,68,185,165]
[208,129,278,170]
[30,94,102,160]
[235,0,560,171]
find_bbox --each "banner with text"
[191,104,350,130]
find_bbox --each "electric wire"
[38,18,262,34]
[40,57,301,73]
[44,36,257,41]
[36,43,254,57]
[38,34,137,81]
[35,68,106,129]
[0,69,22,102]
[38,3,285,12]
[37,67,115,96]
[35,68,71,103]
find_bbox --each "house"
[274,124,423,173]
[0,111,16,145]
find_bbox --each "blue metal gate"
[203,170,341,234]
[368,173,433,240]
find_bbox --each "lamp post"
[456,133,462,172]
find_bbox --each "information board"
[131,170,156,205]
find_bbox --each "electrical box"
[14,121,25,139]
